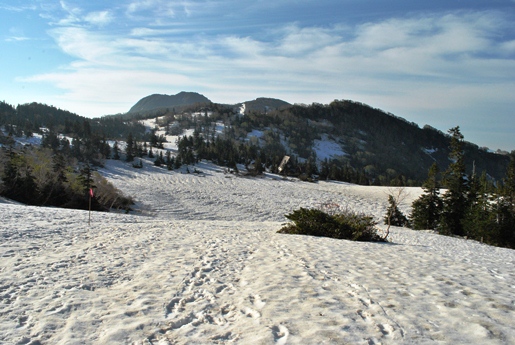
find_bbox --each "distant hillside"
[116,93,291,121]
[1,96,512,186]
[0,101,145,141]
[128,92,211,114]
[240,98,291,114]
[162,99,510,184]
[283,101,509,183]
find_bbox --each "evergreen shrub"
[278,207,385,242]
[383,195,410,227]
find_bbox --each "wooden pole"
[88,193,91,226]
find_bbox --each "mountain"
[163,99,510,184]
[239,97,291,114]
[1,96,511,185]
[128,91,211,114]
[126,93,290,118]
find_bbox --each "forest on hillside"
[1,99,515,248]
[0,101,137,211]
[0,101,146,140]
[145,100,510,185]
[1,99,511,187]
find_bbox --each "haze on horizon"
[1,0,515,151]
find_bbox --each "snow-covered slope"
[1,160,514,345]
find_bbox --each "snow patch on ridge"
[313,134,347,160]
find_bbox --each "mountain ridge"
[127,92,292,116]
[1,96,511,185]
[128,91,211,113]
[239,97,291,114]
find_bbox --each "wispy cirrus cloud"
[34,11,515,97]
[126,0,178,21]
[84,11,113,26]
[4,26,31,42]
[46,1,114,27]
[5,36,30,42]
[0,3,37,12]
[19,5,515,148]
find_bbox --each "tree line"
[409,127,515,248]
[145,100,510,186]
[0,146,133,211]
[3,98,511,187]
[0,101,137,211]
[0,101,145,140]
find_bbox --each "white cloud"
[49,27,115,63]
[56,0,82,26]
[130,27,164,37]
[5,27,30,42]
[0,4,37,12]
[127,0,156,15]
[272,24,343,56]
[500,40,515,55]
[21,69,194,116]
[50,2,114,28]
[84,11,113,27]
[43,10,515,80]
[126,0,177,21]
[5,36,30,42]
[23,8,515,149]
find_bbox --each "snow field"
[1,159,514,344]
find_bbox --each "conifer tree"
[2,150,21,199]
[168,156,175,170]
[440,127,469,236]
[384,194,409,227]
[320,159,330,180]
[78,164,95,195]
[410,163,443,229]
[101,137,111,159]
[42,131,60,152]
[71,137,82,160]
[60,138,71,155]
[463,171,498,243]
[254,156,264,174]
[502,154,515,212]
[126,133,134,162]
[2,150,38,204]
[154,151,164,167]
[150,130,158,147]
[112,141,120,160]
[52,152,68,184]
[174,155,182,169]
[381,188,409,240]
[136,142,144,158]
[497,154,515,247]
[40,151,68,206]
[165,150,171,164]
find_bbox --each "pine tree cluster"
[410,127,515,248]
[0,147,133,211]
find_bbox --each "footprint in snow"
[249,294,266,310]
[243,306,261,319]
[272,325,289,345]
[378,323,394,336]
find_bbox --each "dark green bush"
[278,207,385,242]
[383,194,410,227]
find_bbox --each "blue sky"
[1,0,515,150]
